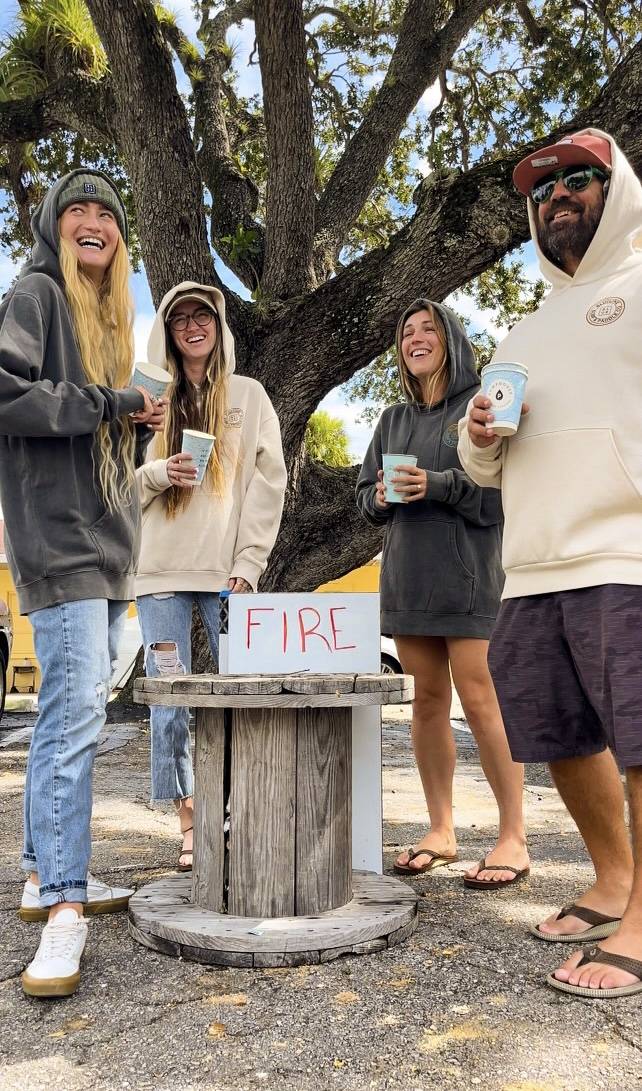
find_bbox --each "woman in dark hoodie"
[0,170,163,999]
[357,300,529,886]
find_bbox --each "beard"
[536,195,604,269]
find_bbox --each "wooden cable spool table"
[130,671,417,967]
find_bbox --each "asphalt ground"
[0,706,640,1091]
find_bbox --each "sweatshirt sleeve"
[136,458,172,512]
[456,399,504,489]
[231,397,287,590]
[425,467,502,526]
[355,416,394,526]
[0,290,144,437]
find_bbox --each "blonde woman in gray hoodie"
[136,282,287,869]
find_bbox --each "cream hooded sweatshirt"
[135,282,287,595]
[458,129,642,598]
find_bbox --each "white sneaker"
[22,908,88,998]
[20,873,134,922]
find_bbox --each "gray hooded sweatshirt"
[0,169,145,614]
[356,302,503,638]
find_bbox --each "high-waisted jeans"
[136,591,220,801]
[22,598,128,906]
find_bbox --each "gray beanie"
[56,171,128,241]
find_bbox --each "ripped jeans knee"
[145,642,187,676]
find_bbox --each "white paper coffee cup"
[132,362,172,400]
[382,453,418,503]
[181,429,215,484]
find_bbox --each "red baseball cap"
[513,132,612,196]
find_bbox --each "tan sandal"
[531,903,621,943]
[547,945,642,998]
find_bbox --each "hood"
[17,168,129,285]
[399,299,480,403]
[528,127,642,288]
[147,281,236,376]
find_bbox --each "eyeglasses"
[167,308,215,332]
[530,165,609,205]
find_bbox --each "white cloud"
[418,78,441,113]
[133,312,156,364]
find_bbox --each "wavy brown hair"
[59,234,136,512]
[155,306,229,517]
[395,299,449,406]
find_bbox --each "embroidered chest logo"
[443,422,459,448]
[225,407,244,428]
[586,297,625,326]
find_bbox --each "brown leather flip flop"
[547,944,642,998]
[394,847,459,875]
[531,902,621,943]
[463,856,530,890]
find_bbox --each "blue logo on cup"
[480,362,528,437]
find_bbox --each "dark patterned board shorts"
[488,585,642,768]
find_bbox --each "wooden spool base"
[129,871,418,968]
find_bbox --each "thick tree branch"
[195,14,264,291]
[0,72,117,145]
[255,0,317,297]
[515,0,549,48]
[314,0,493,267]
[84,0,217,306]
[259,36,642,448]
[261,461,383,592]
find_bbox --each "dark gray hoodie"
[356,302,503,638]
[0,169,145,614]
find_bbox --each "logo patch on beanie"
[586,297,625,326]
[83,182,97,194]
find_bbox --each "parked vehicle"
[381,635,402,676]
[0,598,13,721]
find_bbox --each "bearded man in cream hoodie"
[458,129,642,999]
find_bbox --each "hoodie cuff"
[230,561,262,592]
[426,470,452,502]
[117,388,146,415]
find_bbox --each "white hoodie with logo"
[458,128,642,599]
[135,282,287,595]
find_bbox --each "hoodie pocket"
[88,503,140,575]
[502,429,642,571]
[381,517,475,616]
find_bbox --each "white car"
[380,635,402,676]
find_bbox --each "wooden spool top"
[133,672,414,708]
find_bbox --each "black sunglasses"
[530,165,609,206]
[167,308,215,332]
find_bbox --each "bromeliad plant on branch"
[1,0,641,597]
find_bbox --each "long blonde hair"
[155,306,228,517]
[395,300,449,407]
[59,235,136,511]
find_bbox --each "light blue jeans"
[136,592,220,801]
[22,598,128,906]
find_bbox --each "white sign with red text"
[226,593,380,674]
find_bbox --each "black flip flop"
[177,825,193,872]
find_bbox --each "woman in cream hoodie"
[136,282,287,868]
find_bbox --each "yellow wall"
[317,559,380,593]
[0,564,40,692]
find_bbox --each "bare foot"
[551,927,642,991]
[395,832,457,873]
[536,881,630,938]
[464,836,529,883]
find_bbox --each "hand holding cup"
[166,452,198,488]
[468,394,530,448]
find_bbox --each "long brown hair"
[59,234,136,511]
[395,299,449,406]
[155,306,229,517]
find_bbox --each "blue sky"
[0,1,539,460]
